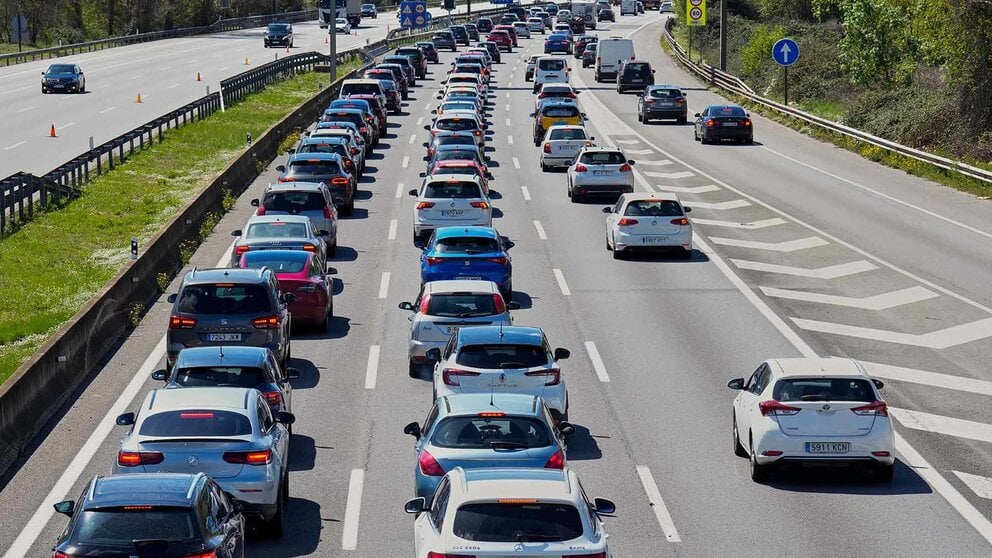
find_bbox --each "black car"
[569,16,586,34]
[500,14,517,25]
[694,104,754,144]
[477,41,502,63]
[41,63,85,94]
[415,41,440,63]
[432,31,457,51]
[638,84,688,124]
[53,473,245,558]
[264,22,294,48]
[383,54,418,86]
[617,60,655,93]
[464,22,480,41]
[476,17,494,32]
[545,2,559,15]
[598,8,615,21]
[396,46,428,78]
[449,25,470,45]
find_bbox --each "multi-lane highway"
[4,8,992,558]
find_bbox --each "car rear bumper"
[541,154,579,167]
[644,108,687,119]
[703,127,753,139]
[614,229,692,251]
[573,184,634,197]
[414,219,493,237]
[288,300,327,325]
[753,427,896,466]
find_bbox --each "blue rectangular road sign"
[399,1,431,28]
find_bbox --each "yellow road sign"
[686,0,706,26]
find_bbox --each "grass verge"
[0,60,362,385]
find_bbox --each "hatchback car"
[250,182,339,252]
[263,22,293,47]
[419,226,512,300]
[53,473,246,557]
[533,100,583,145]
[165,267,293,369]
[403,393,573,499]
[599,7,616,20]
[604,193,693,259]
[427,160,492,193]
[415,40,440,63]
[383,54,419,86]
[335,18,350,33]
[424,131,479,159]
[638,84,688,124]
[395,46,428,78]
[377,63,410,99]
[694,104,754,144]
[540,125,595,170]
[487,31,513,52]
[426,115,486,149]
[728,358,896,482]
[427,326,569,420]
[433,31,457,51]
[527,17,546,33]
[582,42,598,67]
[321,107,377,145]
[566,147,636,201]
[476,17,494,33]
[276,154,355,215]
[332,95,386,133]
[412,176,492,244]
[476,41,502,62]
[361,3,377,17]
[617,60,655,93]
[114,388,294,536]
[512,21,532,39]
[450,25,470,45]
[230,214,329,268]
[294,135,362,178]
[464,22,480,41]
[41,63,85,93]
[307,125,367,173]
[405,467,614,556]
[239,249,335,330]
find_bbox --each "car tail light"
[644,98,656,104]
[619,164,632,172]
[758,400,802,416]
[418,294,431,313]
[852,401,888,417]
[351,147,360,155]
[473,130,482,136]
[331,177,350,186]
[442,368,481,386]
[526,368,561,386]
[544,449,566,469]
[492,294,506,314]
[485,257,507,265]
[424,256,443,266]
[872,451,891,457]
[574,163,588,172]
[543,143,552,153]
[262,390,283,406]
[567,92,576,98]
[743,119,752,127]
[671,217,689,225]
[302,244,317,252]
[427,553,474,558]
[324,205,334,218]
[53,553,72,558]
[185,552,217,558]
[252,315,280,329]
[596,56,602,63]
[617,217,638,226]
[223,450,273,465]
[705,119,716,127]
[675,98,686,104]
[255,204,266,216]
[169,315,196,329]
[416,202,436,210]
[360,127,368,134]
[537,92,547,99]
[761,450,783,456]
[418,450,445,476]
[117,451,164,467]
[470,201,490,209]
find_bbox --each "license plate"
[805,442,850,454]
[207,333,242,342]
[440,210,464,216]
[631,79,643,83]
[641,237,666,244]
[722,122,739,127]
[593,170,613,175]
[658,101,674,107]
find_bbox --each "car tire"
[260,483,285,538]
[327,240,337,257]
[678,247,692,260]
[732,414,748,457]
[693,129,700,141]
[745,136,754,145]
[749,437,769,482]
[541,161,548,172]
[409,360,420,378]
[677,116,687,125]
[612,246,624,259]
[873,464,894,483]
[343,198,355,216]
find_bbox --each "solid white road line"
[341,469,366,550]
[624,148,655,154]
[552,268,571,296]
[168,83,180,89]
[409,134,416,144]
[4,141,26,151]
[512,157,521,169]
[861,361,992,396]
[759,285,938,310]
[730,258,877,278]
[218,66,229,71]
[890,408,992,444]
[378,272,391,299]
[395,182,404,199]
[791,316,992,349]
[533,220,548,240]
[954,471,992,500]
[59,122,75,129]
[709,236,828,252]
[614,139,640,144]
[692,217,786,229]
[99,107,116,114]
[654,184,720,194]
[17,106,34,113]
[584,341,610,383]
[521,186,531,201]
[388,219,398,241]
[364,345,380,390]
[685,199,751,210]
[635,466,681,542]
[401,155,409,168]
[643,170,693,179]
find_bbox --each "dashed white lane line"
[505,104,510,111]
[17,106,34,113]
[708,236,828,252]
[506,118,512,126]
[395,182,405,199]
[730,259,877,278]
[692,217,785,229]
[533,220,547,240]
[635,466,681,542]
[416,116,423,126]
[4,141,26,150]
[954,471,992,500]
[508,135,514,145]
[505,92,510,98]
[378,272,391,299]
[168,84,180,89]
[59,122,75,129]
[584,341,610,383]
[388,219,398,241]
[759,285,938,310]
[614,139,640,144]
[98,84,111,89]
[861,361,992,396]
[552,268,571,296]
[364,345,381,390]
[409,134,416,144]
[341,469,366,550]
[512,157,520,169]
[99,107,116,114]
[402,155,409,168]
[521,186,531,200]
[890,408,992,444]
[424,102,431,110]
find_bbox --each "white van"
[620,0,638,15]
[532,56,570,93]
[595,37,635,82]
[571,1,598,29]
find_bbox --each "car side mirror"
[558,421,576,436]
[276,165,286,172]
[746,113,751,118]
[404,497,427,514]
[637,92,644,97]
[872,379,885,390]
[652,69,656,73]
[507,301,521,310]
[287,368,301,379]
[684,207,691,213]
[288,148,296,154]
[529,112,536,117]
[167,294,178,304]
[423,125,431,130]
[403,421,422,439]
[326,266,338,275]
[116,412,135,426]
[694,112,701,117]
[250,198,260,207]
[425,348,442,361]
[593,497,616,515]
[319,230,330,237]
[151,369,168,381]
[53,500,75,517]
[422,142,429,147]
[601,206,611,214]
[281,293,297,303]
[419,172,427,178]
[627,160,635,166]
[409,189,418,196]
[581,113,588,118]
[399,301,415,311]
[231,229,243,237]
[727,378,745,390]
[276,411,296,425]
[553,347,570,361]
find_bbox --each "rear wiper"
[463,250,483,254]
[490,441,528,450]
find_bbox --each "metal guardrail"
[662,19,992,186]
[0,9,318,67]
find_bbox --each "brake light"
[424,256,443,266]
[619,164,632,172]
[251,315,280,329]
[543,142,551,153]
[617,217,638,226]
[169,315,196,329]
[262,390,283,406]
[705,119,716,127]
[302,244,317,252]
[567,92,576,98]
[671,217,689,225]
[180,412,214,418]
[574,163,588,172]
[278,177,296,182]
[418,450,445,476]
[478,411,506,418]
[473,130,482,136]
[186,552,218,558]
[852,401,888,417]
[255,204,266,216]
[416,202,435,210]
[418,294,431,313]
[426,553,474,558]
[331,177,350,185]
[493,294,506,314]
[485,257,507,265]
[743,119,752,127]
[234,245,250,257]
[544,448,565,469]
[351,146,360,155]
[470,201,490,209]
[442,368,481,386]
[117,451,164,467]
[223,450,273,465]
[360,127,368,134]
[644,98,656,104]
[525,368,561,386]
[324,205,334,218]
[537,92,547,99]
[758,400,802,416]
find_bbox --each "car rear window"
[436,135,476,146]
[171,367,267,388]
[435,236,501,254]
[538,58,566,71]
[549,128,586,140]
[435,149,480,162]
[431,416,552,449]
[549,34,568,40]
[424,181,482,198]
[262,191,325,212]
[456,344,548,368]
[177,284,272,314]
[340,84,380,96]
[543,106,579,118]
[648,87,682,98]
[436,165,481,178]
[436,119,478,132]
[711,105,747,117]
[426,293,496,317]
[624,63,652,77]
[73,509,198,546]
[239,251,309,273]
[287,160,341,176]
[452,503,583,542]
[139,410,252,437]
[624,200,683,217]
[772,378,875,402]
[246,221,309,239]
[299,142,349,158]
[580,151,626,165]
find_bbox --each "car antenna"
[490,381,495,407]
[219,346,224,358]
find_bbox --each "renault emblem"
[464,260,470,266]
[651,219,657,225]
[514,543,525,552]
[450,202,456,207]
[187,455,199,466]
[822,404,831,411]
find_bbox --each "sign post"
[686,0,705,64]
[771,37,799,105]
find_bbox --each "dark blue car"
[420,226,513,300]
[41,63,85,93]
[544,33,572,54]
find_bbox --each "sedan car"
[335,18,351,33]
[605,193,693,259]
[598,7,616,21]
[419,226,512,300]
[425,114,486,149]
[694,104,754,144]
[240,249,335,330]
[728,358,896,482]
[412,175,492,244]
[230,214,329,268]
[427,160,492,193]
[566,147,635,201]
[544,33,572,54]
[361,3,377,17]
[487,31,513,52]
[399,279,515,372]
[41,63,85,93]
[53,474,245,558]
[403,393,572,498]
[638,84,688,124]
[263,22,293,47]
[276,153,355,214]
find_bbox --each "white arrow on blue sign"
[772,38,799,67]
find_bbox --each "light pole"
[329,18,337,81]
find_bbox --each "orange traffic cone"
[135,92,143,103]
[324,36,329,44]
[244,57,250,65]
[49,124,57,138]
[195,72,201,81]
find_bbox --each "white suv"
[411,175,492,244]
[405,467,616,558]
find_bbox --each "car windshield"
[171,366,266,388]
[434,236,502,254]
[549,129,586,140]
[456,344,548,368]
[262,191,325,212]
[773,378,875,402]
[580,151,626,165]
[431,416,552,448]
[73,509,198,546]
[47,64,75,74]
[711,105,747,117]
[287,160,341,176]
[267,24,290,33]
[452,503,583,542]
[177,284,272,314]
[538,59,566,71]
[426,293,497,317]
[624,200,683,217]
[299,142,348,157]
[239,251,309,272]
[139,410,252,437]
[436,119,478,132]
[424,181,482,198]
[649,87,682,98]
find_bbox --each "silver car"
[411,175,492,244]
[250,182,339,254]
[398,280,518,375]
[230,215,329,268]
[113,387,294,537]
[566,146,636,202]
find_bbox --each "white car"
[532,56,571,93]
[335,18,351,34]
[728,358,896,483]
[566,146,635,202]
[534,83,578,110]
[540,124,595,170]
[556,9,573,22]
[412,175,492,243]
[525,55,540,81]
[426,325,571,421]
[527,17,546,33]
[512,21,532,38]
[406,467,615,558]
[605,193,692,259]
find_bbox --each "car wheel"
[677,116,687,125]
[638,111,644,123]
[749,436,769,482]
[873,463,894,483]
[612,245,624,259]
[693,129,699,141]
[409,360,420,378]
[700,134,710,145]
[343,198,355,216]
[745,135,754,145]
[541,161,548,172]
[678,247,692,260]
[732,414,747,457]
[260,485,285,538]
[327,240,337,257]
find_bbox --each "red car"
[487,31,512,52]
[239,250,334,331]
[427,159,491,193]
[344,94,387,129]
[494,24,518,47]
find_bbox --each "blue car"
[403,393,574,499]
[544,33,572,54]
[420,226,513,300]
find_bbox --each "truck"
[620,0,638,15]
[319,0,361,29]
[570,1,597,30]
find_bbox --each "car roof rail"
[189,266,197,279]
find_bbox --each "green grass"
[0,43,40,55]
[0,61,362,385]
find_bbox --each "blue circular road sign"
[772,38,799,67]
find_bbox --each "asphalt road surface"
[3,10,992,558]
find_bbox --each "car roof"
[247,214,311,225]
[84,473,206,509]
[434,225,499,241]
[456,467,576,501]
[146,387,256,413]
[769,357,871,380]
[425,279,499,295]
[441,393,543,417]
[457,325,543,345]
[622,192,682,203]
[581,146,624,154]
[182,267,271,285]
[173,346,270,368]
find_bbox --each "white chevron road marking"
[890,408,992,444]
[954,472,992,500]
[730,259,877,278]
[688,199,751,210]
[643,171,694,179]
[860,361,992,397]
[759,285,938,310]
[655,184,721,194]
[693,217,786,229]
[614,139,641,144]
[791,317,992,349]
[709,236,828,252]
[637,160,673,166]
[624,148,655,154]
